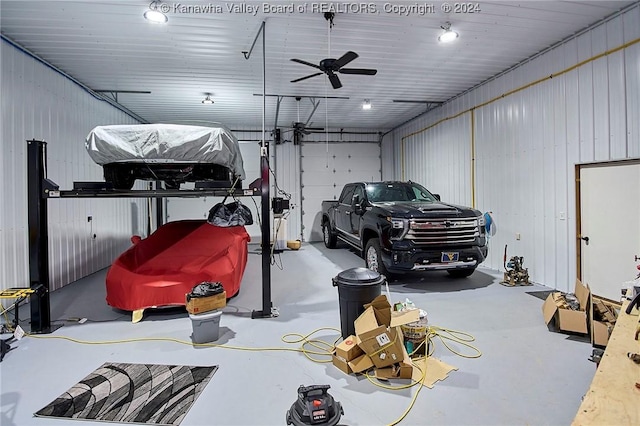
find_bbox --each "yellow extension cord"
[24,324,482,425]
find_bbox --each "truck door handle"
[580,236,589,245]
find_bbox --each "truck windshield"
[365,183,437,203]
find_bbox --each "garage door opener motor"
[286,385,343,426]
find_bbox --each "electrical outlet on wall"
[559,212,566,220]
[515,233,521,240]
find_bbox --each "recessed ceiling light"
[202,95,214,104]
[144,2,168,23]
[438,22,458,43]
[362,99,372,110]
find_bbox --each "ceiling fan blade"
[333,51,358,69]
[291,72,323,83]
[328,73,342,89]
[339,68,377,75]
[291,58,322,70]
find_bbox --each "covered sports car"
[86,123,245,189]
[106,220,250,316]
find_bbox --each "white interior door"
[580,162,640,300]
[301,142,380,242]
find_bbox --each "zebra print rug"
[35,362,218,425]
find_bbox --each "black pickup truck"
[321,181,488,277]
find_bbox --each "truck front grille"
[406,218,479,245]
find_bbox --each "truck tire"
[104,165,135,190]
[447,268,475,278]
[365,239,390,277]
[322,221,337,248]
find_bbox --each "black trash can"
[332,267,384,339]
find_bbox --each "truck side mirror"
[433,194,441,201]
[352,194,364,214]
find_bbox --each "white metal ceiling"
[1,0,635,131]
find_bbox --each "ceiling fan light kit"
[438,22,459,43]
[362,100,372,110]
[144,1,168,23]
[201,95,214,104]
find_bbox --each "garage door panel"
[301,142,380,242]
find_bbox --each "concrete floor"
[1,241,596,426]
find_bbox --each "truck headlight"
[388,217,408,240]
[477,214,486,234]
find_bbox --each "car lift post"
[26,140,55,333]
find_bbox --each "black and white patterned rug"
[35,362,218,425]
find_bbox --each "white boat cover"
[86,123,245,180]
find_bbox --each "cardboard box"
[348,353,374,373]
[186,290,226,314]
[332,354,352,375]
[374,342,413,380]
[335,335,363,362]
[354,295,418,369]
[590,296,620,347]
[542,279,590,334]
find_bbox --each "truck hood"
[371,201,481,218]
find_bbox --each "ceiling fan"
[290,51,377,89]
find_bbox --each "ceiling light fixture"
[144,1,168,23]
[201,95,214,104]
[438,22,458,43]
[362,99,372,110]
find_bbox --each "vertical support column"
[27,140,52,333]
[155,181,164,228]
[252,150,272,318]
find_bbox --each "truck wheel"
[447,268,475,278]
[322,221,337,248]
[365,239,390,277]
[104,165,134,190]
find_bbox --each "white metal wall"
[382,4,640,293]
[0,40,147,297]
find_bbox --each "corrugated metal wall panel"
[385,4,640,292]
[0,40,146,301]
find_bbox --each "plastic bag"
[189,282,224,299]
[207,200,253,227]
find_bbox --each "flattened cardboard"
[335,335,363,361]
[411,357,458,388]
[541,279,589,334]
[332,354,352,375]
[348,353,374,373]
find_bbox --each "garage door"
[301,142,381,242]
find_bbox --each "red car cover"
[106,220,250,312]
